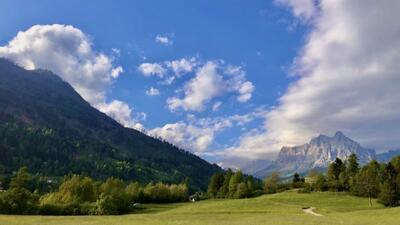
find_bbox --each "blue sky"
[0,1,304,157]
[1,0,399,168]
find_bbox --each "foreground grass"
[1,191,399,225]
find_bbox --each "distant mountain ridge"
[0,58,221,190]
[253,131,378,178]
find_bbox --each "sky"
[1,0,400,169]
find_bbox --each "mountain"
[377,150,400,162]
[242,159,274,175]
[254,131,376,179]
[0,58,221,190]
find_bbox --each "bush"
[0,188,38,214]
[298,183,312,193]
[250,190,264,197]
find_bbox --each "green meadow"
[1,191,399,225]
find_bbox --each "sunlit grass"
[1,191,399,225]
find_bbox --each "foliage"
[207,170,262,199]
[0,166,190,215]
[264,172,279,194]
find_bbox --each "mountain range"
[0,58,221,190]
[252,131,398,179]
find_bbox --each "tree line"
[207,170,264,199]
[0,167,188,215]
[207,154,400,207]
[265,154,400,207]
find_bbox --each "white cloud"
[165,57,197,77]
[224,0,400,163]
[146,87,160,96]
[98,100,144,130]
[275,0,318,21]
[155,34,173,45]
[167,62,223,111]
[138,63,165,77]
[111,66,124,78]
[138,57,197,84]
[212,102,222,111]
[149,110,266,154]
[0,24,143,130]
[150,122,215,153]
[237,81,255,103]
[167,61,254,112]
[111,48,121,56]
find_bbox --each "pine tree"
[327,158,345,191]
[217,170,232,198]
[347,154,359,177]
[378,163,398,206]
[207,173,225,198]
[228,171,243,198]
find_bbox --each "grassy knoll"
[1,191,399,225]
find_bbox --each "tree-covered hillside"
[0,58,221,190]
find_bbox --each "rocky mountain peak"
[254,131,376,179]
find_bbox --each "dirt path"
[302,207,323,217]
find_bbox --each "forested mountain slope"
[0,58,221,190]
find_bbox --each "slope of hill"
[0,58,221,190]
[254,132,376,178]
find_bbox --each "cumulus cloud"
[165,57,197,77]
[138,63,166,77]
[155,34,173,45]
[149,110,266,154]
[138,57,197,84]
[167,61,254,112]
[111,66,124,78]
[0,24,143,129]
[237,81,255,103]
[225,0,400,162]
[146,87,160,96]
[98,100,144,130]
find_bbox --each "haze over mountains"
[0,58,221,190]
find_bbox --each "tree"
[100,178,125,196]
[126,182,144,202]
[97,178,130,214]
[0,186,38,214]
[378,163,398,206]
[57,175,97,203]
[347,154,359,177]
[10,167,31,189]
[234,182,249,199]
[217,170,232,198]
[355,161,381,206]
[314,174,328,192]
[228,171,243,198]
[207,173,225,198]
[327,158,345,191]
[264,172,279,194]
[0,167,38,214]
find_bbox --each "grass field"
[1,191,399,225]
